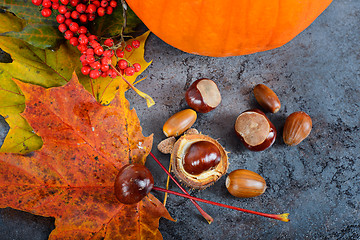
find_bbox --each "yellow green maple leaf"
[79,31,154,106]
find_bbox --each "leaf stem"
[110,64,155,107]
[149,152,214,224]
[152,186,290,222]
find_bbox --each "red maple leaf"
[0,73,173,239]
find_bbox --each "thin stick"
[149,152,214,224]
[152,186,290,222]
[162,161,171,206]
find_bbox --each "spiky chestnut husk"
[171,134,228,189]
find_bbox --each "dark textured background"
[1,0,359,239]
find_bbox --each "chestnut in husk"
[171,134,228,189]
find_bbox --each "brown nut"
[253,84,281,113]
[171,134,228,189]
[157,137,176,154]
[163,109,197,137]
[184,128,199,135]
[185,78,221,113]
[234,109,276,151]
[226,169,266,198]
[283,111,312,146]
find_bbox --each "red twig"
[149,152,214,224]
[152,186,290,222]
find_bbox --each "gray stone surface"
[0,0,359,239]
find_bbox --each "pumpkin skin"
[125,0,332,57]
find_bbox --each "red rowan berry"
[104,39,114,47]
[89,69,101,79]
[79,14,88,23]
[56,14,65,24]
[116,48,124,58]
[64,30,73,39]
[118,59,128,69]
[69,22,79,32]
[109,0,117,8]
[69,37,79,46]
[97,7,105,16]
[106,6,113,15]
[31,0,43,6]
[133,63,141,72]
[42,0,52,8]
[132,39,140,48]
[58,5,67,14]
[101,64,110,72]
[52,2,59,9]
[81,66,91,75]
[41,8,52,17]
[70,0,79,7]
[88,13,96,21]
[125,67,135,76]
[125,45,132,52]
[70,10,80,19]
[58,23,67,33]
[77,44,87,53]
[94,46,104,56]
[78,34,89,45]
[86,4,96,13]
[78,26,87,34]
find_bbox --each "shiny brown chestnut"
[183,141,221,175]
[171,134,228,189]
[253,84,281,113]
[234,109,276,151]
[226,169,267,198]
[185,78,221,113]
[114,163,154,205]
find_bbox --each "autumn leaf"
[0,12,85,153]
[79,31,154,106]
[91,3,142,37]
[0,69,43,153]
[0,72,173,239]
[0,0,63,49]
[0,13,154,153]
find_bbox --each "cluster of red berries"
[32,0,117,21]
[32,0,142,79]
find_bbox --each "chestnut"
[114,164,154,205]
[171,134,228,189]
[226,169,266,198]
[185,78,221,113]
[234,109,276,151]
[183,141,221,175]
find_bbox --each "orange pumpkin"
[126,0,332,57]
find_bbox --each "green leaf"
[1,0,60,49]
[1,0,57,24]
[0,69,43,153]
[2,24,63,49]
[91,5,142,38]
